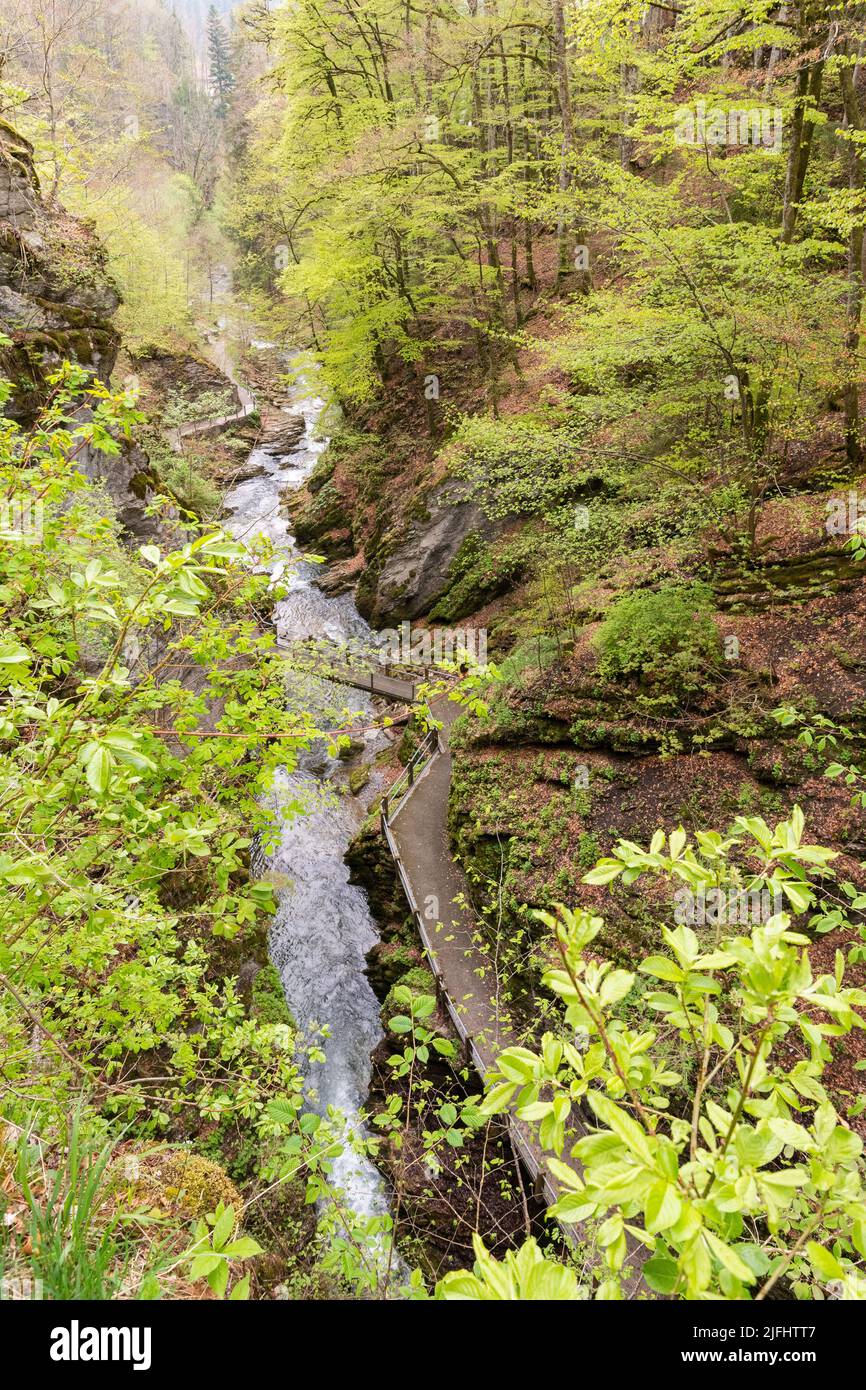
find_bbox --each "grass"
[1,1111,157,1300]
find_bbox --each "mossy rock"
[305,450,336,495]
[293,479,350,544]
[382,965,437,1023]
[112,1148,243,1220]
[349,764,371,794]
[429,532,525,623]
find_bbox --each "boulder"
[359,479,496,625]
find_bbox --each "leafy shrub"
[459,810,866,1301]
[594,582,721,691]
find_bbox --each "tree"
[207,4,234,118]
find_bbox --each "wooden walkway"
[381,699,572,1209]
[166,400,257,454]
[275,641,434,703]
[381,697,647,1292]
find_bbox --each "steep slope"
[0,121,120,419]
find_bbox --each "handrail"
[380,806,558,1208]
[381,727,440,823]
[272,640,455,704]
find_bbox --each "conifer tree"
[206,4,234,118]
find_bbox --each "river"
[221,367,399,1245]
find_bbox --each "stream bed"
[222,372,398,1231]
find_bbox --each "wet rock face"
[359,479,496,626]
[0,121,121,419]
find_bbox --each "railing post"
[434,972,444,1010]
[408,758,414,787]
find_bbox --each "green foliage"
[183,1201,261,1300]
[450,416,600,521]
[251,964,295,1028]
[465,810,866,1300]
[2,1113,140,1301]
[438,1234,581,1301]
[595,583,722,692]
[772,706,866,965]
[142,430,221,518]
[0,364,321,1137]
[162,388,237,430]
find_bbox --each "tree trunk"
[781,56,825,242]
[552,0,574,284]
[840,52,865,466]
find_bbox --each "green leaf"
[189,1253,223,1280]
[806,1241,844,1282]
[0,640,31,664]
[704,1231,757,1284]
[642,1256,679,1295]
[588,1093,654,1167]
[84,744,112,794]
[212,1205,235,1250]
[639,955,684,982]
[265,1098,298,1127]
[223,1237,263,1258]
[644,1181,682,1234]
[479,1081,517,1116]
[582,860,624,885]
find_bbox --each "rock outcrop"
[357,479,496,626]
[0,120,120,419]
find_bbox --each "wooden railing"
[274,640,451,704]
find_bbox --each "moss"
[112,1148,243,1220]
[305,450,335,495]
[251,963,294,1028]
[382,965,436,1022]
[349,764,371,794]
[429,533,527,623]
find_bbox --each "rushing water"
[222,374,397,1229]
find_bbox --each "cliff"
[0,119,120,419]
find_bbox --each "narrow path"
[384,697,573,1207]
[384,697,649,1292]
